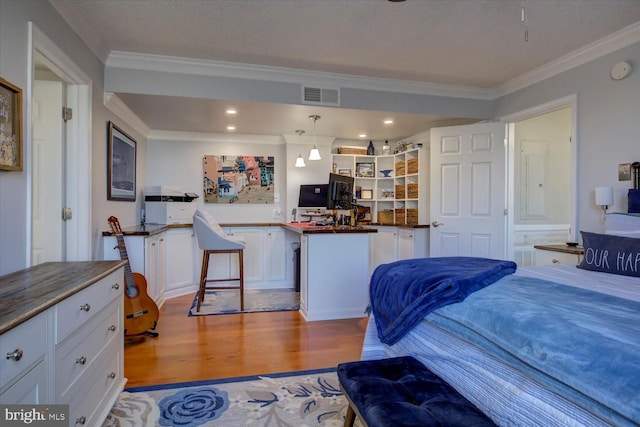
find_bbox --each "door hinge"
[62,207,72,221]
[62,107,73,122]
[504,208,508,216]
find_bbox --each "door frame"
[500,94,578,260]
[27,23,92,263]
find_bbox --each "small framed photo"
[619,163,631,181]
[107,121,137,201]
[356,162,375,177]
[361,189,373,199]
[338,168,351,177]
[0,77,23,171]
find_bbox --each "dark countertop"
[284,224,378,234]
[0,261,126,334]
[533,244,584,255]
[102,222,287,236]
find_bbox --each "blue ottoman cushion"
[337,356,495,427]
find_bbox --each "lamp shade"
[595,186,613,206]
[295,155,306,168]
[308,146,321,161]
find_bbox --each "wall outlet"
[273,208,281,218]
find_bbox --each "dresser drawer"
[0,311,47,389]
[66,344,121,427]
[534,249,581,266]
[55,299,120,399]
[55,269,123,344]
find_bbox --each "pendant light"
[294,130,306,168]
[308,114,321,161]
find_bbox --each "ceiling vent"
[302,86,340,106]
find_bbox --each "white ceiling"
[51,0,640,140]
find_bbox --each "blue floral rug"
[102,368,363,427]
[188,289,300,316]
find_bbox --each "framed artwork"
[356,162,375,177]
[107,121,137,201]
[361,189,373,199]
[338,168,351,177]
[619,163,631,181]
[0,77,23,171]
[203,155,274,204]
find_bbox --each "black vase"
[367,141,374,155]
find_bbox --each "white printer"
[144,186,199,224]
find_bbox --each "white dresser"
[0,261,126,426]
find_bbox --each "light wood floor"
[124,294,368,388]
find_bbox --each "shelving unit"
[332,148,428,224]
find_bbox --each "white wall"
[0,1,148,274]
[494,40,640,235]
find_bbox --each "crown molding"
[493,21,640,98]
[103,92,151,137]
[106,51,494,101]
[148,130,285,144]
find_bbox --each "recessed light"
[384,119,394,125]
[225,108,237,115]
[358,134,368,138]
[226,125,236,131]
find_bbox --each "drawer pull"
[80,303,91,312]
[6,348,23,361]
[75,416,86,425]
[108,372,116,379]
[552,259,560,264]
[75,356,87,365]
[108,324,117,332]
[112,283,120,290]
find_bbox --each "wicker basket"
[395,161,406,176]
[395,184,406,199]
[338,146,368,155]
[407,183,419,199]
[407,158,419,174]
[395,208,406,225]
[406,208,419,225]
[378,210,395,224]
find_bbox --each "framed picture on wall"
[0,77,23,171]
[107,121,137,201]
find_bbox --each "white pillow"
[604,213,640,238]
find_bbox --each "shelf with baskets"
[331,148,428,225]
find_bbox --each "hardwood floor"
[124,294,368,388]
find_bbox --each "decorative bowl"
[380,169,392,177]
[566,242,579,247]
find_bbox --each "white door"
[32,80,65,264]
[430,122,507,259]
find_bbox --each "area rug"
[189,289,300,316]
[102,368,364,427]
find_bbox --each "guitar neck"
[114,234,136,288]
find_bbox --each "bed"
[361,224,640,426]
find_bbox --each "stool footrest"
[337,356,496,427]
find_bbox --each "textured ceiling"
[51,0,640,139]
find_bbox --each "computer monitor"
[327,173,354,210]
[298,184,329,208]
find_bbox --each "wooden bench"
[337,356,496,427]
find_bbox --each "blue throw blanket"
[429,275,640,425]
[370,257,517,345]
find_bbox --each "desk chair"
[193,209,246,312]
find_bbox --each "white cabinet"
[145,234,166,306]
[0,311,48,404]
[103,233,166,307]
[221,226,290,289]
[54,269,124,426]
[534,244,583,266]
[332,147,428,225]
[165,228,198,298]
[0,264,125,427]
[369,226,429,275]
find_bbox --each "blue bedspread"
[428,275,640,425]
[370,257,517,345]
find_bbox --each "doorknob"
[431,221,444,227]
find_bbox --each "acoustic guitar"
[108,216,160,337]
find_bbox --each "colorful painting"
[0,77,23,171]
[203,155,275,204]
